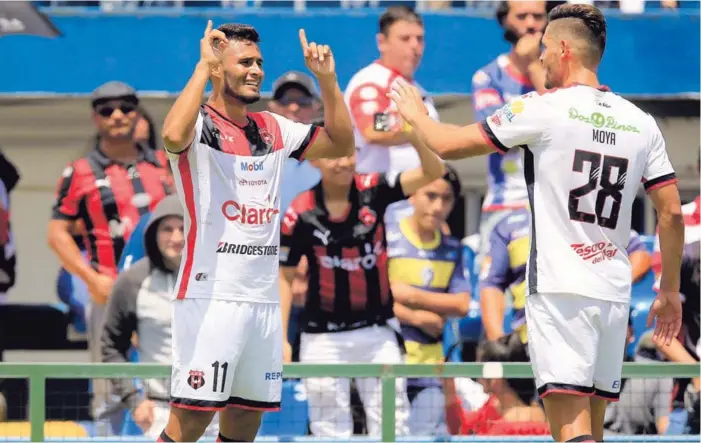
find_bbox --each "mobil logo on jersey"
[240,160,264,172]
[571,241,618,264]
[221,200,279,225]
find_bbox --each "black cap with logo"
[272,71,319,101]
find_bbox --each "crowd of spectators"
[35,0,698,13]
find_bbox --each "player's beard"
[223,81,260,105]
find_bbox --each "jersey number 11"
[568,149,629,230]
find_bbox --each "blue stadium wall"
[0,9,698,96]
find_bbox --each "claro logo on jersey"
[221,200,279,225]
[319,241,383,271]
[571,242,618,264]
[240,160,264,172]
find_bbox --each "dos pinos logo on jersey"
[222,200,279,225]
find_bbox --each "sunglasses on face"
[95,103,138,117]
[277,95,315,107]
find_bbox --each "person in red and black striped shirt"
[47,81,171,434]
[278,90,445,437]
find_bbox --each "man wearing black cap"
[47,80,171,434]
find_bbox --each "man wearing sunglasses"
[47,80,171,435]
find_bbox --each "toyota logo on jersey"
[221,200,280,225]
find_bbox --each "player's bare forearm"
[656,337,698,364]
[392,301,418,325]
[650,185,684,292]
[480,286,506,341]
[411,114,494,160]
[279,267,296,338]
[398,131,446,195]
[391,281,469,317]
[362,127,410,147]
[47,220,100,286]
[161,61,210,153]
[318,75,354,157]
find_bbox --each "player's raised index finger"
[204,20,212,37]
[299,29,309,50]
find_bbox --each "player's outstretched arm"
[647,183,684,346]
[162,20,228,153]
[390,83,494,160]
[297,29,354,160]
[392,91,445,194]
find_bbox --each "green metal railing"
[0,362,698,442]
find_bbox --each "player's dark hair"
[443,164,462,198]
[548,3,607,63]
[478,335,535,404]
[379,5,423,36]
[217,23,260,44]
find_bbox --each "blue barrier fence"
[1,8,698,96]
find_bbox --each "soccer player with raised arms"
[158,21,354,442]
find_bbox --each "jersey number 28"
[568,149,629,230]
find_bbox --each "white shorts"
[526,292,629,402]
[170,299,283,411]
[300,322,410,437]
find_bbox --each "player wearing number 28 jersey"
[390,4,685,443]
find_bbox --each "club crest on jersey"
[259,127,275,148]
[187,370,205,390]
[359,206,377,227]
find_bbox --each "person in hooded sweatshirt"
[100,194,219,438]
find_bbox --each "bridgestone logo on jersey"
[217,242,278,256]
[221,200,279,225]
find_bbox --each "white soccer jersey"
[344,62,439,174]
[169,105,320,303]
[479,85,677,302]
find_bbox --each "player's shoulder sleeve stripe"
[294,125,321,161]
[478,120,509,154]
[642,172,678,192]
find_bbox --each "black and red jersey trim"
[643,173,678,192]
[479,120,509,154]
[291,125,321,161]
[170,396,280,411]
